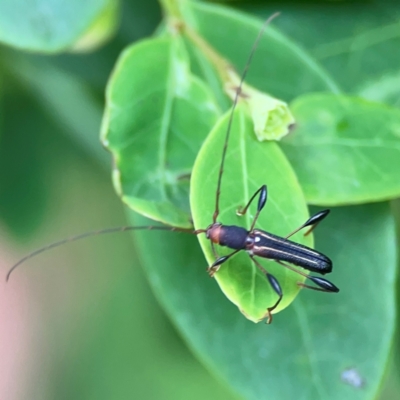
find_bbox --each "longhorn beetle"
[6,14,339,323]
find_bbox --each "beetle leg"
[285,209,330,239]
[275,260,339,293]
[250,256,282,324]
[207,249,241,277]
[298,276,339,293]
[237,185,268,231]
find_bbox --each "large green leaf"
[246,1,400,99]
[191,105,311,321]
[131,202,396,400]
[184,1,340,103]
[0,0,116,53]
[281,93,400,205]
[102,36,221,228]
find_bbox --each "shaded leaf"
[281,93,400,205]
[0,88,50,238]
[248,1,400,96]
[190,105,311,321]
[131,202,396,400]
[102,36,221,228]
[1,52,107,167]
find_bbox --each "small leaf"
[281,93,400,205]
[0,0,115,52]
[190,105,311,322]
[224,70,295,141]
[245,87,295,141]
[131,202,396,400]
[102,36,220,228]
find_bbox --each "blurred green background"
[0,1,236,398]
[1,0,400,399]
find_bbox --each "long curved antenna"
[6,225,197,282]
[212,12,280,223]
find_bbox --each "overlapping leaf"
[102,36,220,227]
[131,202,395,400]
[281,93,400,205]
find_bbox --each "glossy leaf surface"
[131,202,396,400]
[102,36,220,228]
[190,106,311,321]
[281,93,400,205]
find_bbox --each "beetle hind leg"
[250,256,283,324]
[275,260,340,293]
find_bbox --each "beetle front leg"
[237,185,268,231]
[207,249,241,277]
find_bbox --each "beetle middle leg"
[285,209,330,239]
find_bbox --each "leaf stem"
[183,25,232,83]
[159,0,183,20]
[159,0,232,82]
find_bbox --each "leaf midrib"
[237,112,257,310]
[158,41,176,201]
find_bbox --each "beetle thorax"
[206,223,249,250]
[206,223,222,244]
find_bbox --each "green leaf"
[0,0,115,53]
[102,36,221,228]
[185,1,340,102]
[190,105,311,322]
[224,71,295,141]
[358,72,400,107]
[250,2,400,96]
[281,93,400,205]
[131,202,395,400]
[311,17,400,96]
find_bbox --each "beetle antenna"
[6,225,197,281]
[213,12,280,223]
